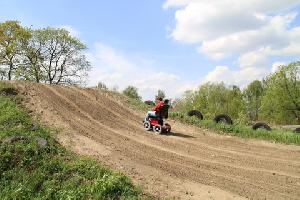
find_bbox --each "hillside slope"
[17,82,300,200]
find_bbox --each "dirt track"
[17,82,300,200]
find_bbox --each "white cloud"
[58,25,80,38]
[87,42,196,100]
[165,0,300,59]
[87,43,134,72]
[238,48,269,68]
[271,61,286,73]
[201,65,269,87]
[164,0,300,11]
[164,0,300,88]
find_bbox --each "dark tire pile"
[186,110,277,132]
[213,114,233,125]
[252,122,272,131]
[187,110,203,120]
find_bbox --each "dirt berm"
[17,82,300,200]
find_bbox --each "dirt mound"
[17,82,300,200]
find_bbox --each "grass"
[0,81,146,200]
[169,111,300,145]
[124,98,300,145]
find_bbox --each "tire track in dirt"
[47,85,300,178]
[18,82,300,200]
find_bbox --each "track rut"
[18,82,300,200]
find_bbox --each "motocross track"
[17,82,300,200]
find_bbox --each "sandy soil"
[17,82,300,200]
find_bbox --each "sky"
[1,0,300,100]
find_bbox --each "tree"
[112,85,119,92]
[243,80,264,120]
[43,28,90,85]
[17,28,45,82]
[175,83,244,119]
[96,82,108,90]
[226,85,245,119]
[0,21,91,85]
[123,86,141,100]
[261,61,300,124]
[193,83,229,117]
[22,27,90,85]
[172,90,194,112]
[0,68,5,80]
[156,89,165,100]
[0,21,30,80]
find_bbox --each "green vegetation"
[170,111,300,145]
[243,80,264,121]
[127,98,150,112]
[174,61,300,125]
[0,20,91,84]
[261,61,300,124]
[96,81,108,90]
[122,86,142,101]
[0,82,143,199]
[155,89,166,100]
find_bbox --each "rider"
[144,97,164,121]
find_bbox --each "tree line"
[0,20,91,85]
[174,61,300,125]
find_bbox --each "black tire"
[153,125,162,134]
[294,127,300,134]
[213,114,233,124]
[143,121,152,131]
[187,110,203,120]
[164,123,171,133]
[252,122,271,131]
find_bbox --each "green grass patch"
[170,111,300,145]
[0,82,145,200]
[126,98,150,112]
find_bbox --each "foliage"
[0,82,143,200]
[243,80,264,121]
[20,27,91,85]
[96,81,108,90]
[156,89,165,100]
[0,21,91,85]
[172,91,194,113]
[174,83,245,119]
[123,86,141,100]
[261,62,300,124]
[128,98,150,112]
[0,21,31,80]
[173,61,300,125]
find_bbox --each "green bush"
[169,111,300,145]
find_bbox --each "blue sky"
[1,0,300,100]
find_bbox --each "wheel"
[153,125,162,134]
[143,121,152,131]
[294,128,300,134]
[187,110,203,120]
[164,123,171,133]
[213,114,233,124]
[252,122,271,131]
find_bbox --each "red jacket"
[152,101,164,111]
